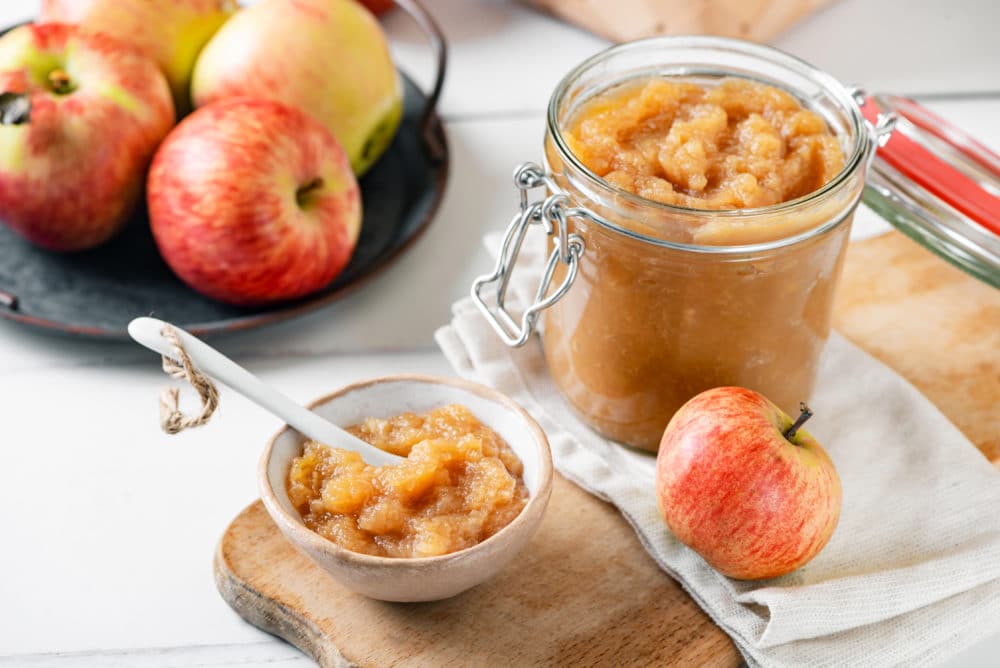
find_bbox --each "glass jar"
[473,37,999,452]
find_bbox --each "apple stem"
[295,177,325,207]
[47,69,75,95]
[0,92,31,125]
[784,402,814,441]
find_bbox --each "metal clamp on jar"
[472,36,1000,452]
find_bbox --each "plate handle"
[394,0,448,163]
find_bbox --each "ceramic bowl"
[259,374,553,602]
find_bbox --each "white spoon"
[128,316,403,467]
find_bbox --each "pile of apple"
[0,0,399,304]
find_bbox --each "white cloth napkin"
[435,230,1000,667]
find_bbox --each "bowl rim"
[258,373,554,568]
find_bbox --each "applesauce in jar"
[563,77,844,214]
[287,404,528,557]
[474,38,872,452]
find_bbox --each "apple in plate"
[361,0,396,14]
[191,0,402,175]
[40,0,236,110]
[147,98,362,305]
[655,387,842,580]
[0,23,174,251]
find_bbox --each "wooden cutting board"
[215,231,999,667]
[217,478,738,668]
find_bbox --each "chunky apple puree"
[565,78,844,212]
[539,73,862,451]
[287,404,528,558]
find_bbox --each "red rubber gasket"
[863,96,1000,236]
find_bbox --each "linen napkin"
[435,229,1000,667]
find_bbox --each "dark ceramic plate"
[0,3,448,338]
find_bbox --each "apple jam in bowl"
[287,404,529,558]
[474,37,882,452]
[259,375,552,602]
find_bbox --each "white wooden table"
[0,1,997,665]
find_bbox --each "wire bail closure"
[471,163,585,347]
[847,86,898,168]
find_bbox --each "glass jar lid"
[860,93,1000,288]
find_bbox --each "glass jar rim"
[545,35,871,253]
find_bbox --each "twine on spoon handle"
[158,325,219,434]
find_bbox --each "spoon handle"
[127,317,401,467]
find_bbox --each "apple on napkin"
[656,387,842,580]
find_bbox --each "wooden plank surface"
[834,231,1000,467]
[215,230,998,667]
[524,0,834,43]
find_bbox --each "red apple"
[40,0,236,111]
[655,387,841,580]
[360,0,395,14]
[0,24,174,251]
[147,98,362,305]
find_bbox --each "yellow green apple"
[40,0,236,110]
[191,0,403,175]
